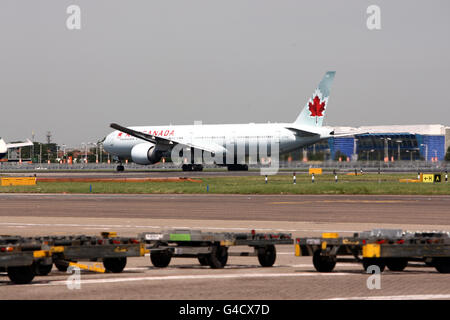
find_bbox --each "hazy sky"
[1,0,449,146]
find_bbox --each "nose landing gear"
[181,164,203,171]
[227,164,248,171]
[116,161,125,172]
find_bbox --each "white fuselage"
[103,123,328,161]
[0,139,7,159]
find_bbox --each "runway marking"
[270,200,408,205]
[123,263,358,270]
[327,294,450,300]
[13,272,359,287]
[0,222,359,234]
[277,263,359,268]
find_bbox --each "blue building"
[328,124,449,161]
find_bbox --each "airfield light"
[420,144,428,162]
[396,140,402,161]
[381,138,391,162]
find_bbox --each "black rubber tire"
[362,258,386,272]
[192,164,203,171]
[54,261,71,272]
[182,164,193,171]
[116,165,125,172]
[424,257,434,267]
[198,256,209,266]
[207,246,228,269]
[386,258,408,272]
[7,265,36,284]
[312,250,336,272]
[150,250,172,268]
[36,263,53,276]
[103,257,127,273]
[257,245,277,267]
[432,257,450,273]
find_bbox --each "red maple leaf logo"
[308,96,326,118]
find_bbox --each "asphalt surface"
[0,193,449,225]
[0,193,449,300]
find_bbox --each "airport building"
[313,124,450,161]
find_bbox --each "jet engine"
[130,143,161,165]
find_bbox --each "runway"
[0,193,449,300]
[0,193,449,225]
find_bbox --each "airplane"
[103,71,357,172]
[0,138,34,160]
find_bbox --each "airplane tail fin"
[294,71,336,127]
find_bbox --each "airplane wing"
[285,127,321,137]
[286,125,368,139]
[5,139,33,149]
[329,132,369,138]
[110,123,226,154]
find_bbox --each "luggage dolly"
[0,232,148,284]
[295,229,450,273]
[140,229,293,269]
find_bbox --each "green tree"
[445,146,450,161]
[308,152,325,161]
[31,142,58,162]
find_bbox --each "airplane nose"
[0,139,7,154]
[103,133,114,152]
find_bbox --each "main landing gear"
[227,164,248,171]
[116,161,125,172]
[181,164,203,171]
